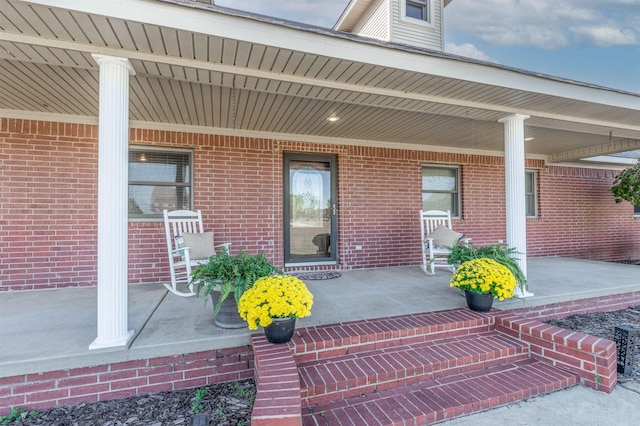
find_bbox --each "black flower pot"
[211,292,246,329]
[264,317,296,344]
[465,291,494,312]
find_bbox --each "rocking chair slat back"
[420,209,461,275]
[163,209,205,297]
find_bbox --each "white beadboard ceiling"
[0,0,639,164]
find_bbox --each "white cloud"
[571,26,637,46]
[445,0,640,49]
[445,43,499,63]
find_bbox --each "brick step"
[292,309,494,363]
[299,330,529,406]
[301,359,580,426]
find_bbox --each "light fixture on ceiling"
[326,116,340,122]
[139,153,147,162]
[524,137,535,141]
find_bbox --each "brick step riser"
[301,359,581,426]
[302,349,530,407]
[252,308,616,426]
[293,323,494,363]
[300,331,530,405]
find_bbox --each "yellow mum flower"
[238,275,314,330]
[449,258,516,300]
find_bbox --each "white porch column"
[498,114,533,297]
[90,54,135,350]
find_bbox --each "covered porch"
[3,256,640,378]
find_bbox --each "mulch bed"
[547,306,640,383]
[11,379,255,426]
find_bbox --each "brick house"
[1,0,640,348]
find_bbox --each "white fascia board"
[21,0,640,111]
[580,156,637,165]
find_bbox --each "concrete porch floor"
[3,256,640,379]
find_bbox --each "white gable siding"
[352,0,390,41]
[390,0,444,51]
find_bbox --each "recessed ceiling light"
[524,137,535,141]
[326,116,340,122]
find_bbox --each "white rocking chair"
[163,209,231,297]
[420,210,467,275]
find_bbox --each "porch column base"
[513,287,534,298]
[89,330,134,350]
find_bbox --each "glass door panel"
[284,153,337,264]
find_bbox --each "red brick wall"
[0,346,253,416]
[3,118,640,291]
[527,166,638,260]
[1,119,99,290]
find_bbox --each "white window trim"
[401,0,435,29]
[422,164,461,219]
[525,169,538,218]
[128,145,194,222]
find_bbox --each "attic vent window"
[403,0,434,26]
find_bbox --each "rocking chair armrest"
[171,246,194,267]
[170,246,193,267]
[426,237,436,253]
[171,246,191,257]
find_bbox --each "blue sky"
[216,0,640,94]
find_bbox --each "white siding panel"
[391,0,443,51]
[352,0,390,42]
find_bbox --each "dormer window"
[406,0,429,20]
[402,0,435,27]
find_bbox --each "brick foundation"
[0,346,253,416]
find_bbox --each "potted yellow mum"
[238,275,314,343]
[450,258,517,312]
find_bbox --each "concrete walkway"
[444,381,640,425]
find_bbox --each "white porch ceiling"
[1,0,639,164]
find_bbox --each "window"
[128,146,193,219]
[634,205,640,216]
[525,170,538,218]
[422,165,460,217]
[403,0,432,24]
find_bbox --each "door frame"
[283,152,338,266]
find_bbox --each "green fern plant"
[448,243,527,290]
[190,247,281,315]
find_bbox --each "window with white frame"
[422,165,460,217]
[525,170,538,218]
[403,0,433,24]
[128,146,193,219]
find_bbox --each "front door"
[284,153,337,265]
